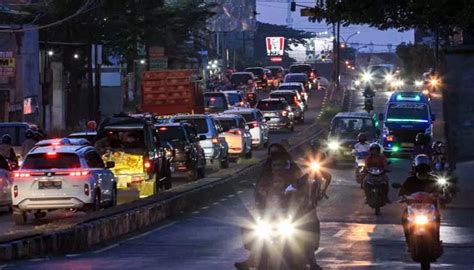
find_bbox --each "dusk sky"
[257,2,414,52]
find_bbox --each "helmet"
[415,133,430,145]
[357,133,367,143]
[432,141,446,155]
[1,134,12,144]
[369,143,381,154]
[25,129,34,139]
[414,154,431,174]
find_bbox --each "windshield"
[270,93,296,105]
[230,74,252,85]
[386,103,430,122]
[172,118,209,134]
[218,119,238,131]
[245,68,264,76]
[227,93,242,105]
[95,129,146,152]
[22,153,81,169]
[0,126,27,146]
[205,95,226,108]
[257,101,286,111]
[285,74,308,83]
[331,118,376,139]
[158,126,186,145]
[290,65,312,74]
[239,113,256,122]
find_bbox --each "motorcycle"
[392,187,443,270]
[352,151,368,188]
[364,167,389,215]
[364,96,374,113]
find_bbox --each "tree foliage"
[396,43,435,79]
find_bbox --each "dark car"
[289,64,317,85]
[257,98,295,132]
[204,92,231,113]
[95,114,172,195]
[245,67,268,90]
[284,73,310,91]
[230,72,256,92]
[157,123,206,181]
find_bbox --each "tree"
[396,43,435,79]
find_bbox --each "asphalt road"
[0,90,327,245]
[5,87,474,269]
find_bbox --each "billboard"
[206,0,257,32]
[266,37,285,56]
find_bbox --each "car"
[68,131,97,144]
[156,123,206,181]
[204,92,231,113]
[221,90,249,108]
[245,67,268,90]
[95,114,172,196]
[278,82,309,108]
[284,73,311,91]
[269,90,305,123]
[170,114,230,169]
[265,66,285,89]
[223,108,269,148]
[213,114,253,160]
[289,63,317,88]
[256,98,295,132]
[0,155,13,211]
[11,138,117,225]
[326,112,380,162]
[230,72,256,92]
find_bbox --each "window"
[257,101,287,111]
[0,126,27,146]
[85,151,105,168]
[184,125,198,142]
[238,117,247,129]
[219,119,238,131]
[270,93,297,105]
[157,126,186,146]
[227,93,242,105]
[230,74,253,85]
[22,153,82,169]
[173,118,209,134]
[331,118,376,139]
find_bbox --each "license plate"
[401,143,414,147]
[39,181,62,189]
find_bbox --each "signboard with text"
[266,37,285,56]
[0,51,15,77]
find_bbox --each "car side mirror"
[431,114,436,121]
[378,113,384,121]
[391,183,402,189]
[106,161,115,169]
[199,135,207,141]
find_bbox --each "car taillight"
[281,110,288,116]
[13,185,18,198]
[212,136,219,144]
[386,135,395,142]
[84,184,90,196]
[144,159,153,172]
[70,171,89,176]
[14,172,30,178]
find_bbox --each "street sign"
[266,37,285,56]
[0,51,15,77]
[150,57,168,70]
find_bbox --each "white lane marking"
[228,194,235,198]
[125,222,177,242]
[192,211,200,214]
[28,258,49,262]
[93,243,119,254]
[333,229,347,238]
[237,190,244,194]
[314,247,325,255]
[220,198,228,202]
[65,254,81,258]
[200,206,209,210]
[212,202,220,205]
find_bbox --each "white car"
[224,108,269,148]
[213,114,253,159]
[11,138,117,225]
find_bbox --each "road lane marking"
[93,243,119,254]
[333,229,346,238]
[212,202,220,205]
[28,258,49,262]
[192,211,200,214]
[220,198,228,202]
[228,194,235,198]
[200,206,209,210]
[237,190,244,194]
[65,254,81,258]
[126,222,177,242]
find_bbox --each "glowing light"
[139,59,146,64]
[384,73,394,82]
[415,215,429,225]
[255,220,272,238]
[310,161,321,171]
[436,176,448,186]
[392,146,400,152]
[415,80,423,87]
[47,50,54,56]
[73,54,79,59]
[277,220,295,236]
[354,80,361,86]
[328,141,341,151]
[361,72,373,82]
[386,118,429,123]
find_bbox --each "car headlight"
[415,80,423,87]
[328,141,341,151]
[422,89,429,95]
[277,219,295,236]
[414,215,429,225]
[255,220,272,238]
[354,80,361,86]
[309,161,321,171]
[362,72,372,82]
[384,73,394,82]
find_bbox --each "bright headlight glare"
[277,220,295,236]
[362,72,372,82]
[437,177,448,186]
[415,80,423,87]
[414,215,429,225]
[310,161,321,171]
[422,89,429,95]
[255,220,272,238]
[384,74,394,82]
[328,141,340,150]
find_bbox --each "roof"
[265,66,284,69]
[271,90,297,95]
[334,112,373,119]
[221,90,242,94]
[155,123,183,127]
[172,114,211,119]
[231,72,253,75]
[224,108,258,113]
[285,73,308,77]
[245,67,264,70]
[388,91,429,103]
[29,145,92,155]
[69,131,97,137]
[35,138,91,147]
[213,113,241,119]
[260,98,286,102]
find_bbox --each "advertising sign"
[266,37,285,56]
[0,51,15,77]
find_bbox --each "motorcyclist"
[363,143,390,203]
[21,129,37,157]
[413,133,432,158]
[235,144,322,270]
[310,139,332,198]
[353,133,370,155]
[0,134,18,166]
[363,84,375,97]
[399,154,440,245]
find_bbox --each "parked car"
[95,114,172,196]
[230,72,256,92]
[221,90,249,108]
[245,67,268,90]
[204,92,231,113]
[170,114,229,169]
[0,155,13,211]
[214,114,253,160]
[223,108,269,148]
[11,138,117,225]
[269,90,305,123]
[68,131,97,144]
[156,123,206,181]
[257,98,295,132]
[278,82,309,108]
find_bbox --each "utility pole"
[336,21,341,92]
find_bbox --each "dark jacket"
[399,174,439,197]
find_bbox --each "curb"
[0,124,324,261]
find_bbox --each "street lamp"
[341,31,361,45]
[47,50,54,56]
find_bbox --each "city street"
[6,88,474,269]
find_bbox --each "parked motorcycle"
[392,187,443,270]
[364,167,389,215]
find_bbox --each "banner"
[266,37,285,56]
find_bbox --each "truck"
[141,70,204,115]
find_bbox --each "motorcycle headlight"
[436,176,449,187]
[362,72,372,82]
[354,80,361,86]
[255,220,272,238]
[328,141,341,151]
[384,73,394,82]
[309,161,321,171]
[414,215,429,225]
[277,219,295,237]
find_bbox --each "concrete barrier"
[0,121,325,261]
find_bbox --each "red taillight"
[70,171,89,176]
[144,159,153,172]
[263,74,267,80]
[47,152,57,157]
[84,184,90,196]
[13,185,18,198]
[14,172,30,178]
[386,135,395,142]
[281,110,288,116]
[212,137,219,144]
